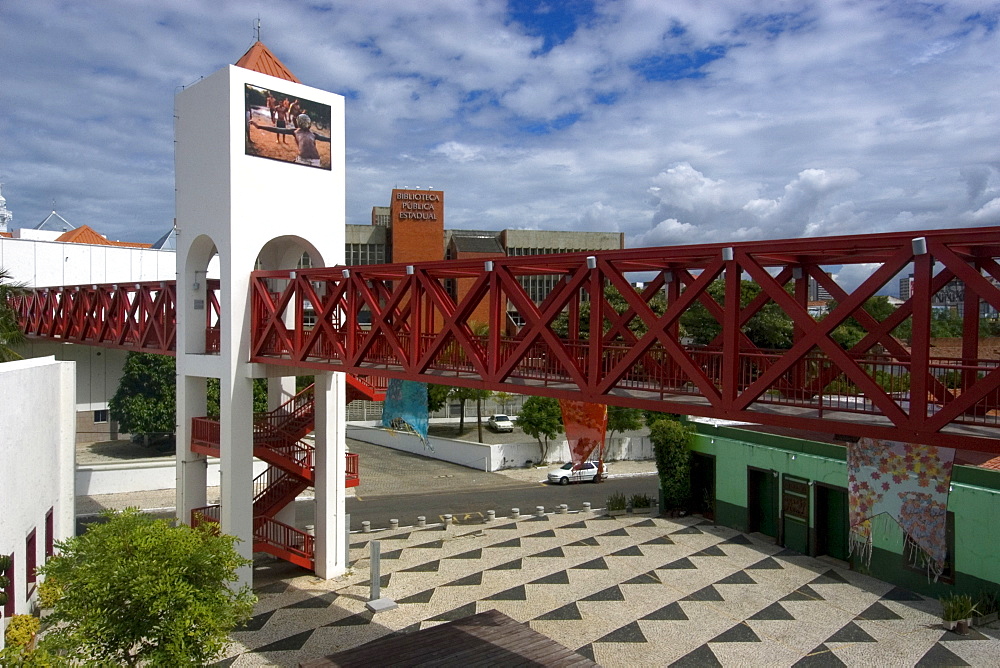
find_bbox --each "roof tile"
[235,42,300,83]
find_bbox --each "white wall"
[0,235,176,288]
[0,357,75,641]
[345,424,654,471]
[76,457,267,497]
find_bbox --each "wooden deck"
[299,608,599,667]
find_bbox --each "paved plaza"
[219,510,1000,667]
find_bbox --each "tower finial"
[254,16,261,42]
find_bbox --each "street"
[304,436,659,530]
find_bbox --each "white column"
[314,371,347,578]
[267,376,296,410]
[221,373,255,586]
[176,375,208,523]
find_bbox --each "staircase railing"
[188,382,359,571]
[253,516,314,569]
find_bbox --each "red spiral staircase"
[189,375,384,569]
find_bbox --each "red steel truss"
[250,226,1000,453]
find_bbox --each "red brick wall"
[389,189,444,265]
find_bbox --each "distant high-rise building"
[808,275,833,302]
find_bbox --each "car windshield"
[494,415,509,421]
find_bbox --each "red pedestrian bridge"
[10,225,1000,567]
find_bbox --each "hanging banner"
[559,400,607,467]
[381,379,430,449]
[848,437,954,579]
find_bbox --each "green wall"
[687,422,1000,595]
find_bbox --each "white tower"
[0,184,12,232]
[174,43,347,587]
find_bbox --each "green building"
[685,421,1000,598]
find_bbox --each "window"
[93,409,109,423]
[26,529,37,597]
[45,508,54,558]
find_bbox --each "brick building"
[345,188,624,327]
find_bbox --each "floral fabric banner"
[559,400,607,467]
[381,379,430,449]
[848,437,954,577]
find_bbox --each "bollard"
[417,516,426,528]
[362,520,371,533]
[558,504,568,514]
[582,502,592,513]
[511,507,520,520]
[390,519,399,530]
[369,540,381,602]
[486,510,495,522]
[443,513,452,530]
[365,540,398,613]
[536,505,545,517]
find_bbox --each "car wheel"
[559,477,569,485]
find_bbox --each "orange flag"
[559,400,608,469]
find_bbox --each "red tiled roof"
[235,42,300,83]
[0,232,11,238]
[55,225,151,248]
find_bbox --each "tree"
[109,352,177,445]
[680,278,794,349]
[517,396,564,463]
[493,391,515,414]
[607,405,643,443]
[649,419,693,511]
[449,385,493,441]
[427,384,450,413]
[0,267,27,362]
[36,508,255,667]
[551,284,668,340]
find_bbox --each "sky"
[2,0,999,263]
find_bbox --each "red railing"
[249,225,1000,453]
[346,452,359,488]
[253,516,314,568]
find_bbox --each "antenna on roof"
[254,16,261,42]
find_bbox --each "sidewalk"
[222,509,1000,667]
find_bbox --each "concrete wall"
[346,423,653,471]
[0,235,175,288]
[0,357,75,641]
[76,457,267,498]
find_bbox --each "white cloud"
[0,0,998,253]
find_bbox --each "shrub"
[629,493,652,508]
[649,419,693,510]
[940,593,977,622]
[5,614,40,648]
[606,492,628,511]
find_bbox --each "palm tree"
[0,267,27,362]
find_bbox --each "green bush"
[940,593,977,622]
[650,419,693,510]
[5,614,40,648]
[606,492,628,511]
[629,493,652,508]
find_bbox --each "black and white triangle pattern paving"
[222,513,1000,667]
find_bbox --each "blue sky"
[1,0,999,287]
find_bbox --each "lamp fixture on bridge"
[722,247,734,262]
[342,269,350,279]
[406,265,414,275]
[912,237,928,255]
[586,256,597,269]
[484,261,494,272]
